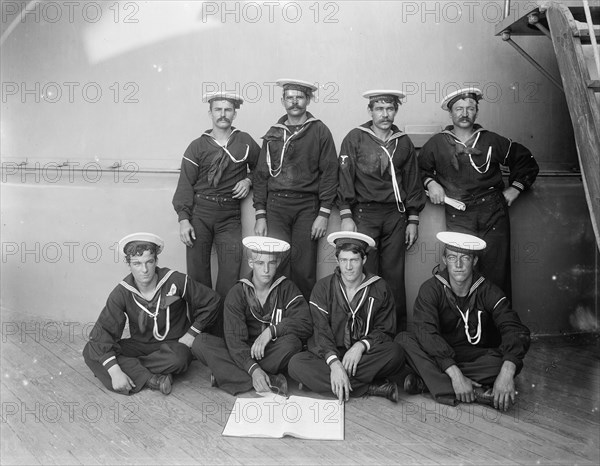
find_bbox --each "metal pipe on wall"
[504,0,511,19]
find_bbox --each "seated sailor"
[288,231,405,403]
[191,236,312,395]
[396,231,531,411]
[83,232,221,395]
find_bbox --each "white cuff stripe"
[326,355,338,365]
[102,356,116,366]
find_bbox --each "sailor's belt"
[195,193,238,203]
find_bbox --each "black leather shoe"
[403,373,425,395]
[268,373,288,397]
[473,386,494,406]
[146,374,173,395]
[367,382,398,402]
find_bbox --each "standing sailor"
[253,78,338,300]
[419,87,539,297]
[338,90,425,332]
[173,92,260,326]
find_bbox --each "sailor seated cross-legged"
[288,232,406,403]
[191,236,312,396]
[83,233,222,395]
[396,232,531,411]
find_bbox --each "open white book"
[222,392,345,440]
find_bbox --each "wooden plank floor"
[1,312,598,465]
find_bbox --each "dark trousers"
[191,333,302,395]
[353,203,408,332]
[445,191,511,300]
[83,339,192,395]
[287,342,406,398]
[396,332,508,406]
[188,196,243,335]
[187,196,243,297]
[266,192,319,300]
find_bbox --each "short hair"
[124,241,158,264]
[442,245,477,258]
[335,243,366,259]
[368,97,399,111]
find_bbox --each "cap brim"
[327,231,376,248]
[436,231,486,252]
[441,88,483,110]
[362,89,406,100]
[242,236,290,253]
[276,79,318,92]
[119,232,164,255]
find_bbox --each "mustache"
[218,117,231,123]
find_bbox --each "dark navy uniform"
[172,129,260,300]
[83,267,221,394]
[396,268,530,405]
[253,113,338,300]
[288,269,405,397]
[191,274,312,395]
[419,125,539,297]
[338,122,425,331]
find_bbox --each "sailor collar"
[201,128,250,163]
[335,267,381,294]
[434,268,485,296]
[357,121,406,144]
[270,112,320,134]
[441,124,486,144]
[119,266,177,301]
[239,274,286,295]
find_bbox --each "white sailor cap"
[242,236,290,254]
[362,89,406,104]
[327,231,376,252]
[436,231,486,255]
[276,78,318,95]
[441,87,483,111]
[119,232,164,255]
[202,91,244,108]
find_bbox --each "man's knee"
[387,342,406,367]
[287,351,314,381]
[394,331,419,351]
[272,334,302,356]
[162,342,192,372]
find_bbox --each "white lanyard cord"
[469,146,492,174]
[457,307,482,345]
[266,126,306,177]
[380,139,405,213]
[133,294,170,341]
[457,132,491,174]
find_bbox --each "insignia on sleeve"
[167,284,177,296]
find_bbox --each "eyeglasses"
[445,254,473,263]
